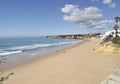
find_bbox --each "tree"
[114,16,120,37]
[113,24,119,37]
[115,16,120,23]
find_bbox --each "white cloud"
[61,4,114,29]
[91,0,116,8]
[80,20,114,29]
[61,4,78,14]
[102,0,116,8]
[103,0,112,4]
[61,4,103,23]
[108,3,116,8]
[91,0,99,1]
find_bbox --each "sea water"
[0,37,82,70]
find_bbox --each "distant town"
[45,33,101,39]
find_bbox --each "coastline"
[0,38,82,70]
[2,38,120,84]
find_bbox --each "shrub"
[111,37,120,44]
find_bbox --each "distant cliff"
[45,33,101,39]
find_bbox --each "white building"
[100,30,120,39]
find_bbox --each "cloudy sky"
[0,0,119,36]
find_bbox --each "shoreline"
[2,38,120,84]
[0,39,85,71]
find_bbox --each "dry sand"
[1,39,120,84]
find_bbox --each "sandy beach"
[2,39,120,84]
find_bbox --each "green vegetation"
[113,24,119,37]
[115,16,120,23]
[113,16,120,37]
[111,37,120,44]
[111,16,120,44]
[100,34,113,44]
[101,16,120,44]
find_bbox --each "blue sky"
[0,0,119,36]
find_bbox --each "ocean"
[0,37,81,70]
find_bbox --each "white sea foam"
[0,40,81,56]
[7,40,81,51]
[0,38,82,70]
[0,50,22,56]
